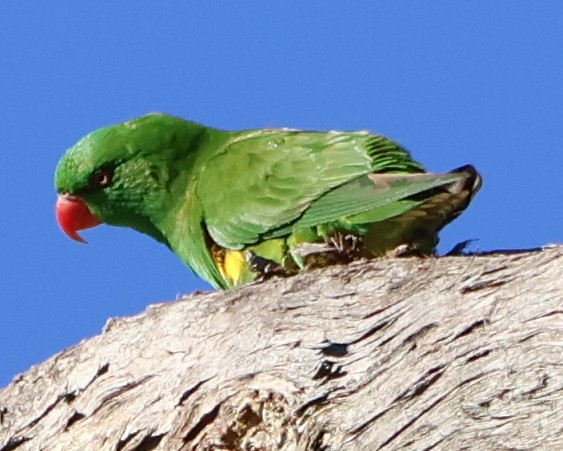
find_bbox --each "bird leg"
[290,242,338,269]
[327,232,363,261]
[386,241,433,258]
[386,243,415,257]
[245,250,292,281]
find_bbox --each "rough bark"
[0,246,561,451]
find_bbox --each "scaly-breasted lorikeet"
[55,114,481,289]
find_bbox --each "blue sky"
[1,2,561,387]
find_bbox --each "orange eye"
[90,168,113,188]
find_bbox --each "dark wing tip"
[448,164,483,197]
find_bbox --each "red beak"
[55,194,102,243]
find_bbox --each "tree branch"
[1,246,562,450]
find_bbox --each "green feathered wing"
[195,130,468,260]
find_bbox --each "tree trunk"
[0,246,561,451]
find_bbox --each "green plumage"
[55,113,482,289]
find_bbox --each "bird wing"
[196,129,456,249]
[264,170,465,238]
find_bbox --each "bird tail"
[446,164,482,201]
[434,164,482,227]
[362,164,482,256]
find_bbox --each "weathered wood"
[0,246,561,451]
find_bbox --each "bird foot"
[386,242,429,258]
[291,242,337,269]
[327,232,363,260]
[245,251,290,281]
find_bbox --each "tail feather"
[447,164,482,198]
[363,164,482,256]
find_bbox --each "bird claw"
[387,243,412,257]
[292,232,363,268]
[327,232,362,260]
[386,242,428,257]
[245,251,289,281]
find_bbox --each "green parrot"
[55,113,481,289]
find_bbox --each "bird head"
[54,113,204,244]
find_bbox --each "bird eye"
[90,168,113,188]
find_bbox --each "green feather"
[267,172,464,238]
[197,130,423,248]
[167,188,226,289]
[54,113,482,290]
